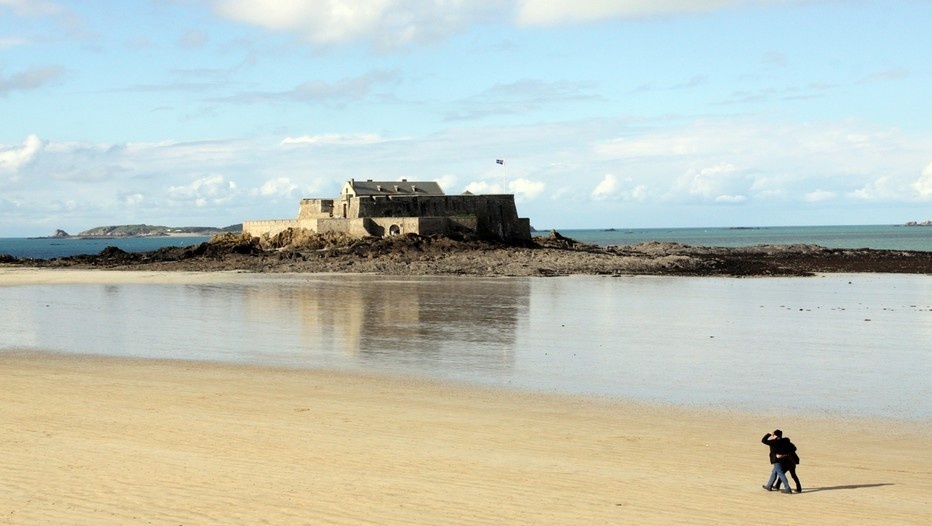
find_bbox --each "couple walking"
[761,430,802,494]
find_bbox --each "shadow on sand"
[802,483,894,494]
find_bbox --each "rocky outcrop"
[3,231,931,278]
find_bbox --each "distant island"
[904,220,932,227]
[44,224,242,239]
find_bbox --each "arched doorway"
[388,224,401,236]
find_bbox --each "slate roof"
[344,179,445,197]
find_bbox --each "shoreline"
[2,350,928,524]
[4,231,932,277]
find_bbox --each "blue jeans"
[766,462,791,490]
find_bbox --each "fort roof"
[344,179,445,197]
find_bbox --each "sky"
[1,0,931,236]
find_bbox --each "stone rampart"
[246,190,530,242]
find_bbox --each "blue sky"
[1,0,930,236]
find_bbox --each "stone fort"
[242,179,531,243]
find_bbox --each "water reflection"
[0,276,529,377]
[1,274,929,419]
[232,276,529,373]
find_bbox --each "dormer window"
[394,185,400,192]
[376,185,382,192]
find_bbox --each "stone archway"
[388,224,401,236]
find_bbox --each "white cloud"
[673,162,747,202]
[167,174,238,206]
[280,133,391,146]
[464,180,498,194]
[212,0,499,49]
[462,176,544,200]
[259,177,300,196]
[849,176,900,201]
[0,134,43,175]
[592,174,619,200]
[509,177,545,201]
[208,0,806,49]
[915,162,932,198]
[435,174,459,193]
[515,0,792,26]
[803,190,836,202]
[3,116,931,236]
[592,174,649,202]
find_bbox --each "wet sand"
[1,352,928,525]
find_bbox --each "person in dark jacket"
[761,430,795,493]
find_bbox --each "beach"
[1,351,929,525]
[1,269,930,524]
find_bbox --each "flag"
[496,159,504,165]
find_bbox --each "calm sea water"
[1,273,929,420]
[558,224,932,251]
[2,225,931,259]
[0,236,212,259]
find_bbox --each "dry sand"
[1,269,930,524]
[2,354,929,525]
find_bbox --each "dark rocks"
[2,231,931,277]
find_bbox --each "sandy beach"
[0,356,928,525]
[1,269,929,524]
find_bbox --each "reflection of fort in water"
[239,276,530,373]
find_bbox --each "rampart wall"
[245,193,530,242]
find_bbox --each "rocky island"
[3,229,930,277]
[44,224,239,238]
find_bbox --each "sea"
[2,224,932,258]
[1,225,930,421]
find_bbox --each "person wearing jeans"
[761,430,796,493]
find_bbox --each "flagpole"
[496,159,506,194]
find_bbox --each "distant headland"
[39,224,242,239]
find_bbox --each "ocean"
[557,224,932,251]
[0,235,213,259]
[2,224,931,259]
[1,273,929,421]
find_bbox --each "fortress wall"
[315,218,371,237]
[298,199,335,220]
[354,195,529,241]
[362,217,451,237]
[245,193,529,242]
[242,220,300,238]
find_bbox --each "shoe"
[781,489,793,494]
[796,488,802,493]
[762,485,772,491]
